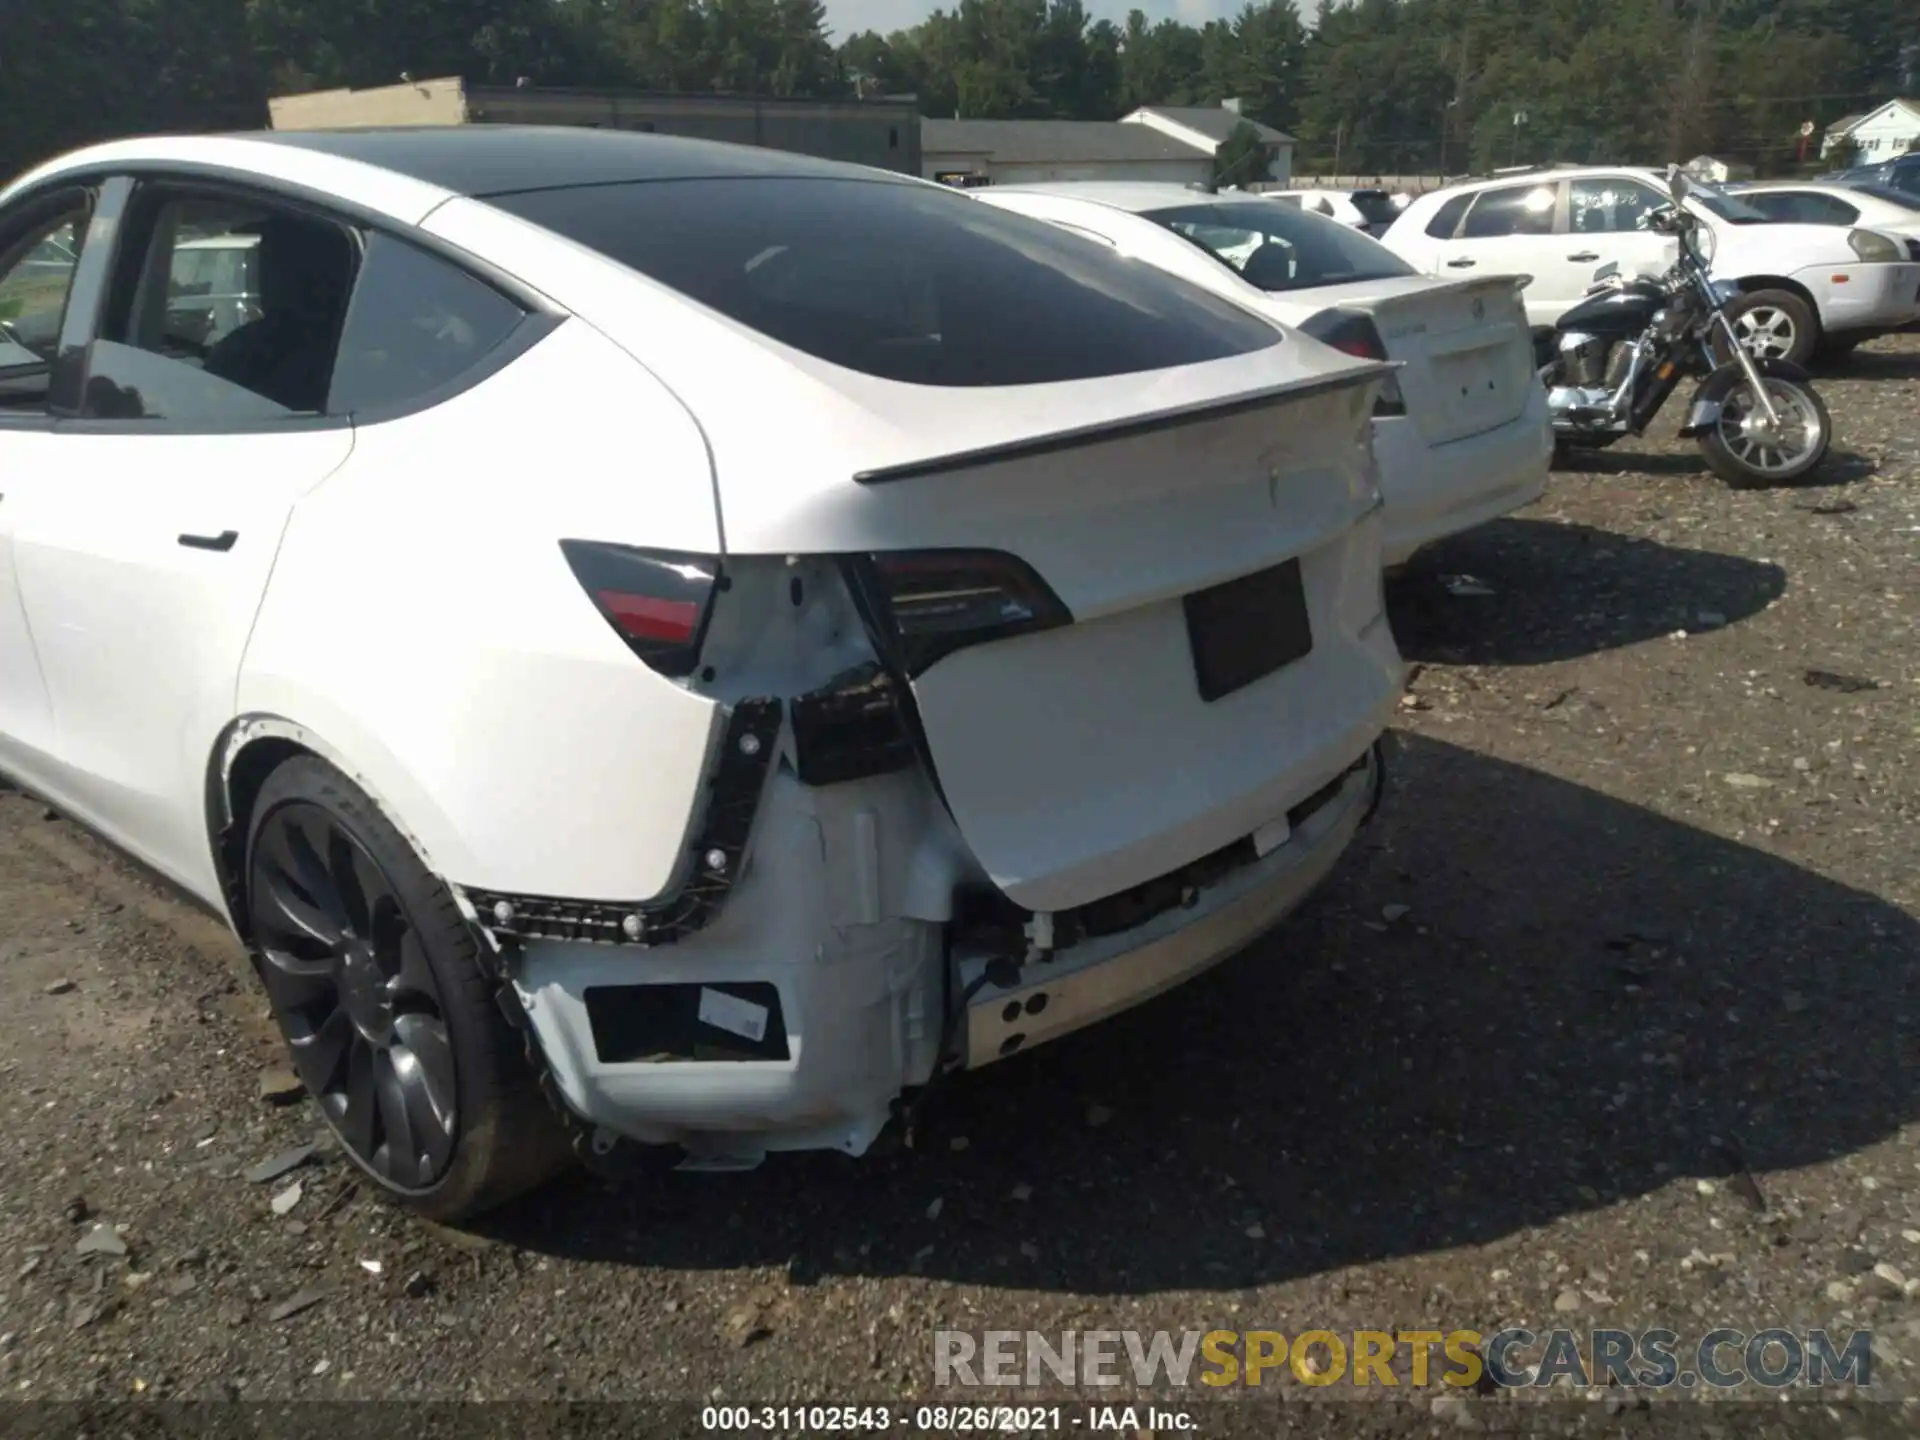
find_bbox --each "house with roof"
[1122,100,1295,184]
[1821,99,1920,160]
[920,119,1214,187]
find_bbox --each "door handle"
[1445,258,1477,268]
[1568,251,1601,262]
[178,530,238,552]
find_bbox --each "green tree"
[1214,120,1275,185]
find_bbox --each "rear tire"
[1715,290,1818,367]
[244,756,570,1220]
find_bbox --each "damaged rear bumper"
[959,742,1382,1067]
[493,738,1385,1165]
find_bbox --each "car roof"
[14,126,905,209]
[984,182,1289,216]
[247,125,897,196]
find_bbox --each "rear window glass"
[492,177,1279,387]
[1144,200,1415,293]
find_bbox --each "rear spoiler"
[853,366,1396,485]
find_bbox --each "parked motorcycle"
[1536,167,1831,487]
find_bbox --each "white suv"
[1383,166,1920,363]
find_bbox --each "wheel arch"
[205,713,469,945]
[1726,275,1823,328]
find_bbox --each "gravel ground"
[0,338,1916,1433]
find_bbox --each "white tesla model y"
[0,128,1400,1217]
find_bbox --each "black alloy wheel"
[248,800,459,1190]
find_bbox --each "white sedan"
[1383,165,1920,364]
[0,129,1400,1217]
[974,183,1552,567]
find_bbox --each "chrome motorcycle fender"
[1676,357,1814,438]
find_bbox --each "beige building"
[1121,101,1295,185]
[269,77,922,176]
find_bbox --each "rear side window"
[327,232,525,415]
[82,185,527,426]
[1424,192,1474,239]
[88,193,358,421]
[1744,193,1806,222]
[1145,200,1415,293]
[1745,191,1857,224]
[490,177,1279,387]
[1460,184,1557,239]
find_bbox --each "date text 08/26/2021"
[702,1406,1193,1432]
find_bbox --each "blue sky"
[825,0,1243,42]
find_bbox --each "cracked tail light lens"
[863,549,1070,675]
[1298,307,1405,416]
[560,540,720,678]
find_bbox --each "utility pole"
[1439,95,1458,178]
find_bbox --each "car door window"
[1424,192,1474,239]
[0,194,93,413]
[1459,183,1557,239]
[324,232,526,416]
[1820,196,1861,224]
[1569,178,1667,233]
[85,193,360,422]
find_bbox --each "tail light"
[1298,307,1406,416]
[560,540,720,678]
[853,549,1071,676]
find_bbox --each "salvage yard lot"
[0,339,1915,1415]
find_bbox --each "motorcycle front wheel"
[1697,376,1831,488]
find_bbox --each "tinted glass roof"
[253,125,897,197]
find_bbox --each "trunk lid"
[776,364,1403,914]
[1270,274,1536,447]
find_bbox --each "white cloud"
[825,0,1247,42]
